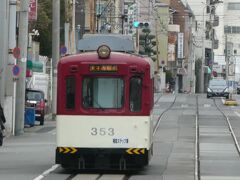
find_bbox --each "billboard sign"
[177,33,184,59]
[29,0,37,21]
[168,32,177,62]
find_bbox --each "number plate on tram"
[90,127,115,136]
[113,138,129,144]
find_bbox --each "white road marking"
[221,98,225,104]
[33,164,60,180]
[99,174,126,180]
[72,174,100,180]
[201,176,240,180]
[181,104,188,108]
[234,111,240,117]
[203,104,211,108]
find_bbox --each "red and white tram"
[55,45,154,170]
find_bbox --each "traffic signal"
[133,21,140,28]
[139,22,149,28]
[132,21,149,28]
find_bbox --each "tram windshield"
[82,77,124,109]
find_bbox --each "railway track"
[65,94,177,180]
[153,94,177,136]
[195,96,240,180]
[37,94,240,180]
[213,99,240,155]
[69,174,129,180]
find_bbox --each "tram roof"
[59,52,155,78]
[60,52,147,64]
[77,34,135,53]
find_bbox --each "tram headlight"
[97,45,111,59]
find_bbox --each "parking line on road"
[33,164,60,180]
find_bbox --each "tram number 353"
[90,127,115,136]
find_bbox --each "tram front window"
[82,77,124,109]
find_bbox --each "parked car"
[207,79,229,99]
[25,89,46,125]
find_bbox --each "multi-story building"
[188,0,240,90]
[187,0,222,92]
[169,0,195,93]
[215,0,240,83]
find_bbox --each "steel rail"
[153,95,177,136]
[195,95,200,180]
[213,98,240,156]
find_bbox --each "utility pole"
[9,0,17,135]
[71,0,76,53]
[89,0,96,33]
[0,0,9,105]
[225,35,229,83]
[52,0,60,120]
[15,0,29,135]
[64,0,70,54]
[200,5,206,93]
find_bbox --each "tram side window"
[129,77,142,112]
[66,77,76,109]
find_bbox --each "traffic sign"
[13,47,20,59]
[12,65,20,77]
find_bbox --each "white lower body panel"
[56,115,152,149]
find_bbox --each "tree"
[30,0,65,57]
[139,28,157,61]
[30,1,52,57]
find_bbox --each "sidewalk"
[23,113,54,133]
[4,113,54,139]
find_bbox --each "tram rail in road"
[196,97,240,180]
[33,94,177,180]
[33,95,240,180]
[213,99,240,155]
[35,94,240,180]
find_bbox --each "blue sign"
[12,65,20,77]
[60,46,67,55]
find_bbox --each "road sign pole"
[0,0,8,105]
[15,0,29,135]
